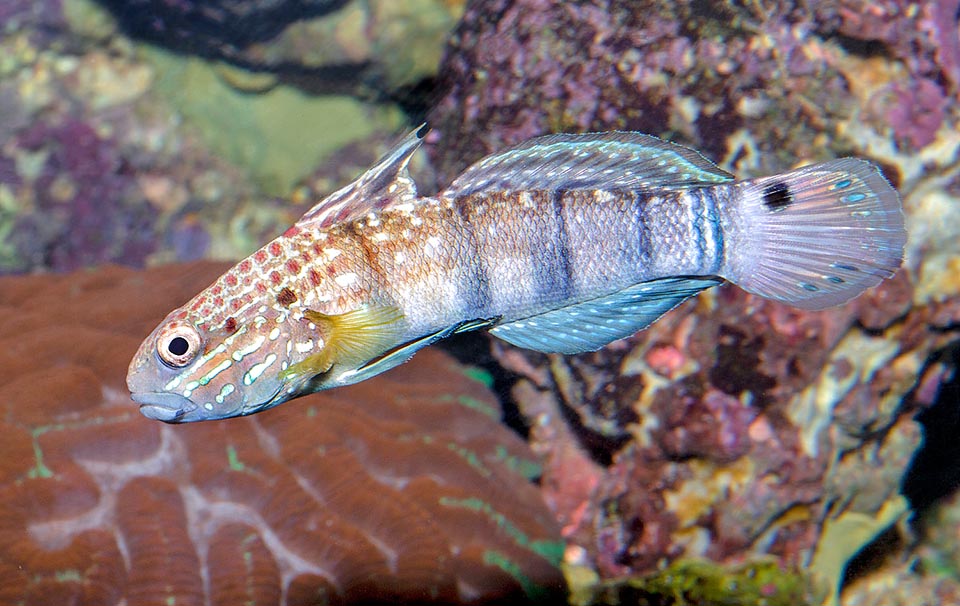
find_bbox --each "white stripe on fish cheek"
[198,358,232,386]
[243,353,278,386]
[222,324,248,346]
[215,383,235,404]
[182,380,200,398]
[294,340,315,354]
[233,335,267,361]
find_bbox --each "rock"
[90,0,465,92]
[427,1,960,603]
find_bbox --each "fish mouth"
[130,392,197,423]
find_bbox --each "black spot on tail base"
[762,181,793,211]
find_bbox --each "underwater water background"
[0,0,958,604]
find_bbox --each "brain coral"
[0,262,565,604]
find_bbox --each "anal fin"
[490,277,722,354]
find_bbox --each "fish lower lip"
[130,392,196,422]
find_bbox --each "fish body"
[128,128,905,422]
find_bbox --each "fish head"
[127,306,311,423]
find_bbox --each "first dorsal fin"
[442,131,734,198]
[298,124,427,229]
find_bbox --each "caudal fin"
[721,158,906,310]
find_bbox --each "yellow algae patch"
[810,496,907,606]
[910,188,960,305]
[663,457,755,528]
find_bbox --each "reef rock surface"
[0,262,565,605]
[428,1,960,603]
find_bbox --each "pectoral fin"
[280,305,405,382]
[336,317,498,387]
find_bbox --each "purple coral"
[878,78,949,151]
[8,119,156,272]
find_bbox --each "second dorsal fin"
[442,131,734,198]
[298,124,427,229]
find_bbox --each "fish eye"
[157,324,202,368]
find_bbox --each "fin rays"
[722,158,905,310]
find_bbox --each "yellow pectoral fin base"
[281,305,406,383]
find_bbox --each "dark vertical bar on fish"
[128,128,904,423]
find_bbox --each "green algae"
[493,444,543,480]
[143,47,404,196]
[225,444,246,472]
[569,558,814,606]
[456,394,500,419]
[28,439,53,479]
[462,366,495,389]
[445,442,492,478]
[483,549,552,601]
[438,496,565,566]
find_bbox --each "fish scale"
[128,127,905,422]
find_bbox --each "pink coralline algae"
[0,262,566,604]
[427,1,960,600]
[4,119,156,273]
[820,0,960,96]
[875,78,949,150]
[428,0,957,182]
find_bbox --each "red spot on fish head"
[238,260,252,274]
[270,271,282,286]
[230,298,242,311]
[308,269,322,286]
[211,285,222,295]
[284,225,300,237]
[256,283,267,295]
[285,259,301,274]
[269,242,283,257]
[213,296,224,307]
[225,274,238,288]
[254,250,268,264]
[312,242,324,256]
